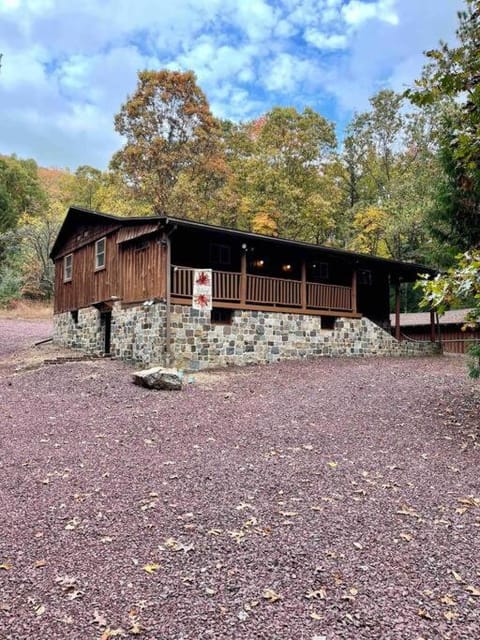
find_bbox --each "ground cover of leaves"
[1,322,480,639]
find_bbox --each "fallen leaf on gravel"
[349,587,358,596]
[65,517,81,530]
[91,611,108,627]
[35,604,46,616]
[100,629,126,639]
[140,500,157,511]
[450,570,463,583]
[262,589,282,603]
[236,502,254,511]
[128,610,143,635]
[353,542,363,550]
[457,496,480,508]
[305,588,327,600]
[440,595,456,606]
[327,461,338,469]
[164,537,194,553]
[396,505,420,519]
[100,536,113,543]
[400,533,413,542]
[142,563,161,574]
[56,575,78,590]
[228,529,246,543]
[0,563,13,570]
[465,585,480,596]
[417,608,433,620]
[310,611,323,620]
[34,560,47,568]
[444,611,459,622]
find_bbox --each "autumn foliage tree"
[111,70,225,214]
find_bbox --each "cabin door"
[101,311,112,355]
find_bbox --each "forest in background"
[0,0,478,315]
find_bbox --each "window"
[95,237,106,270]
[211,308,233,325]
[64,254,73,282]
[210,243,231,266]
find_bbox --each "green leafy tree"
[222,108,338,242]
[407,0,480,252]
[341,91,440,261]
[417,250,480,377]
[0,156,45,232]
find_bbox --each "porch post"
[240,247,247,306]
[351,268,357,314]
[395,279,401,341]
[301,259,307,311]
[430,309,436,342]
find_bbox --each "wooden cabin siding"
[119,236,166,304]
[54,234,119,313]
[54,221,121,258]
[53,231,167,313]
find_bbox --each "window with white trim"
[64,254,73,282]
[95,237,106,270]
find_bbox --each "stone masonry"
[53,302,440,371]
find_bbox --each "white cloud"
[304,29,348,50]
[342,0,399,27]
[0,0,464,169]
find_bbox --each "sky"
[0,0,463,171]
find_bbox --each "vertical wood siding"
[53,231,166,313]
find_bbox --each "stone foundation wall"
[170,307,440,370]
[53,307,104,355]
[54,302,440,370]
[110,302,166,364]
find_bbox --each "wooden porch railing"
[171,265,353,313]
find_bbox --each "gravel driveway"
[1,322,479,639]
[0,318,52,358]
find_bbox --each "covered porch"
[171,265,357,316]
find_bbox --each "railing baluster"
[172,266,353,312]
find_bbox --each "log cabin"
[50,206,440,370]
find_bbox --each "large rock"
[132,367,183,391]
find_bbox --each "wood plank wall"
[53,231,166,313]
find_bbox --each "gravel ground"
[0,319,52,358]
[1,322,480,640]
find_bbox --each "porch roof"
[51,206,437,281]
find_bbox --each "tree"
[417,250,480,377]
[111,70,224,214]
[72,165,103,209]
[221,107,338,242]
[340,91,441,262]
[0,156,45,232]
[407,1,480,252]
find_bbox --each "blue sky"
[0,0,462,170]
